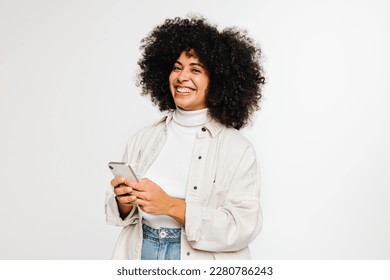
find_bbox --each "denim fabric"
[141,224,181,260]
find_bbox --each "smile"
[175,87,195,95]
[177,87,193,93]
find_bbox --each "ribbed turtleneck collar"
[172,107,210,127]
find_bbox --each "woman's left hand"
[130,178,186,224]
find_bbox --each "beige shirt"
[105,112,262,259]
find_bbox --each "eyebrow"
[174,61,205,68]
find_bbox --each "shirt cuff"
[105,194,138,226]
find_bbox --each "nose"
[177,69,190,82]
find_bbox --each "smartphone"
[108,162,139,182]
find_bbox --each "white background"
[1,0,389,259]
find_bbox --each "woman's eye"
[192,69,200,73]
[173,66,181,71]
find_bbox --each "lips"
[175,86,195,96]
[177,87,191,93]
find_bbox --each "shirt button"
[193,186,197,190]
[201,127,206,132]
[159,231,167,238]
[187,252,191,256]
[198,156,202,159]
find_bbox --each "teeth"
[177,87,192,93]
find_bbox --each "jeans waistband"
[142,224,181,243]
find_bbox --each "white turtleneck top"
[141,107,211,229]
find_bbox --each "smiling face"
[169,50,210,111]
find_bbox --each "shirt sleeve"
[105,134,141,227]
[185,145,262,252]
[105,191,139,226]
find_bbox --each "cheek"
[200,78,210,93]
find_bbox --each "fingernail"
[121,177,126,182]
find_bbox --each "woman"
[106,17,265,260]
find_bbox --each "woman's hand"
[131,178,186,225]
[111,177,137,219]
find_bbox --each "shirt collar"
[203,118,225,137]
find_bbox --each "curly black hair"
[137,17,265,129]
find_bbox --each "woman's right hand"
[110,177,137,219]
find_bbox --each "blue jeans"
[141,224,181,260]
